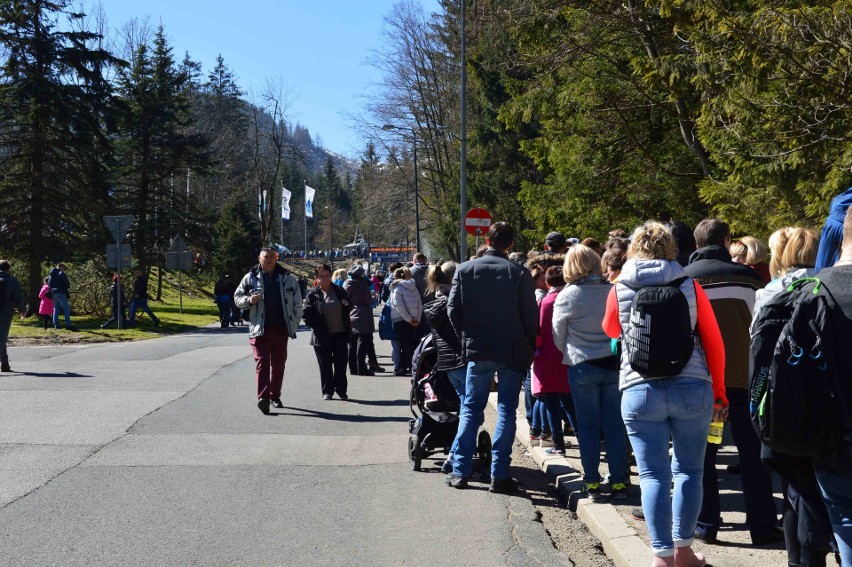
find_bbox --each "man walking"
[684,218,781,545]
[0,260,27,372]
[234,248,303,415]
[129,269,160,327]
[446,222,539,492]
[48,263,73,330]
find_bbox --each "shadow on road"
[276,405,410,423]
[14,371,94,378]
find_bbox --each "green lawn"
[9,272,221,343]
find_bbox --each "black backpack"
[749,278,852,459]
[621,277,695,377]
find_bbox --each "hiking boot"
[257,398,270,415]
[1,366,12,373]
[369,364,385,372]
[445,474,468,489]
[270,397,283,409]
[489,477,519,494]
[611,482,629,500]
[337,393,349,401]
[583,482,604,501]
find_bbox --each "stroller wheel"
[408,434,422,471]
[477,430,492,469]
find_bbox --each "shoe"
[337,393,349,400]
[322,394,333,400]
[611,482,629,500]
[270,397,283,409]
[1,366,11,373]
[369,365,386,372]
[489,477,519,494]
[694,521,718,544]
[631,507,645,521]
[257,398,270,415]
[359,370,375,376]
[583,482,604,501]
[441,460,453,474]
[393,369,408,376]
[751,526,784,546]
[445,473,468,489]
[543,447,565,456]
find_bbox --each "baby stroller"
[407,333,492,472]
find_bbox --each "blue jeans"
[391,340,400,369]
[52,293,71,328]
[569,362,629,485]
[445,367,469,468]
[530,397,549,436]
[129,298,159,326]
[622,377,713,556]
[524,369,533,424]
[814,467,852,566]
[453,360,524,480]
[541,393,566,450]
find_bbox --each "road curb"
[488,392,650,567]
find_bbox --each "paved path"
[0,326,570,566]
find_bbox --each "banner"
[305,185,316,219]
[281,187,291,221]
[257,189,267,221]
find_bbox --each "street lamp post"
[382,124,420,252]
[459,0,468,262]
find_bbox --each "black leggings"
[394,321,417,372]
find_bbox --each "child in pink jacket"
[38,277,54,329]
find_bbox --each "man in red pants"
[234,248,303,414]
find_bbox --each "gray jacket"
[343,276,375,334]
[234,264,303,340]
[615,258,709,391]
[552,274,614,366]
[447,249,539,370]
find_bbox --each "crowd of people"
[245,195,850,567]
[2,187,852,567]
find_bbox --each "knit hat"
[815,186,852,270]
[545,231,566,250]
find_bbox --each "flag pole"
[304,180,308,257]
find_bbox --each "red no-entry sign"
[464,208,492,236]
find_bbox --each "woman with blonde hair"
[752,227,820,322]
[768,227,796,280]
[602,221,727,567]
[552,244,629,498]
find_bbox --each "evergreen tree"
[0,0,121,308]
[212,193,261,277]
[112,26,209,274]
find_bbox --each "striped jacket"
[684,245,764,389]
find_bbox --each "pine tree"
[0,0,121,308]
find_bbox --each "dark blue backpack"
[378,303,396,341]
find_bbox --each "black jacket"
[447,249,539,369]
[423,291,463,372]
[302,284,351,346]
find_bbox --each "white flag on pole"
[281,187,292,221]
[305,185,316,219]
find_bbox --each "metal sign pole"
[115,219,123,330]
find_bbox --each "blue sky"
[100,0,442,158]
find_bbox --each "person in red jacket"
[602,221,727,567]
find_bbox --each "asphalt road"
[0,325,573,566]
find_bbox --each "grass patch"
[9,273,220,344]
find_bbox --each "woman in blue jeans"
[552,244,629,498]
[602,222,728,567]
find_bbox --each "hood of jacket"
[688,245,731,264]
[617,258,687,288]
[390,278,417,292]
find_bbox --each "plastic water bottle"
[707,420,724,444]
